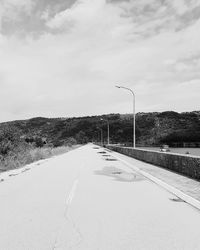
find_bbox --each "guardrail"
[106,145,200,180]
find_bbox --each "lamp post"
[97,127,103,146]
[101,118,110,145]
[116,85,136,148]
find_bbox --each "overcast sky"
[0,0,200,122]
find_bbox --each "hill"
[0,111,200,148]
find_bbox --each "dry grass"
[0,145,79,172]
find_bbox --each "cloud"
[0,0,77,35]
[46,0,100,29]
[0,0,34,21]
[170,0,188,15]
[0,0,200,121]
[46,0,129,35]
[0,0,35,35]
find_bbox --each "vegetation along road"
[0,144,200,249]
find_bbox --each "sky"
[0,0,200,122]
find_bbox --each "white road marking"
[53,178,80,250]
[65,178,79,214]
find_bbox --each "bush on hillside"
[35,137,45,147]
[0,145,76,171]
[0,126,21,155]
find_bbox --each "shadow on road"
[94,166,145,182]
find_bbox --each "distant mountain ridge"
[0,111,200,147]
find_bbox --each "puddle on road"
[98,151,117,161]
[169,197,185,203]
[112,171,122,174]
[9,173,19,177]
[95,166,145,182]
[104,158,118,161]
[93,147,100,149]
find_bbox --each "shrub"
[0,125,21,156]
[35,137,44,148]
[0,145,77,171]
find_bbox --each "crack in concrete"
[52,171,83,250]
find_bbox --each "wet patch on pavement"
[112,171,122,174]
[93,147,100,149]
[97,151,107,154]
[104,158,118,161]
[97,151,118,161]
[9,173,19,177]
[169,197,185,203]
[95,166,145,182]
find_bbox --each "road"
[0,144,200,250]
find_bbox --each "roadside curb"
[106,148,200,211]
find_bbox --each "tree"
[75,131,88,144]
[35,137,44,148]
[0,125,21,155]
[64,137,77,146]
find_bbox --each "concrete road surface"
[0,144,200,250]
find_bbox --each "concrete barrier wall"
[106,145,200,180]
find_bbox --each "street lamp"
[116,85,136,148]
[97,127,103,146]
[100,118,110,145]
